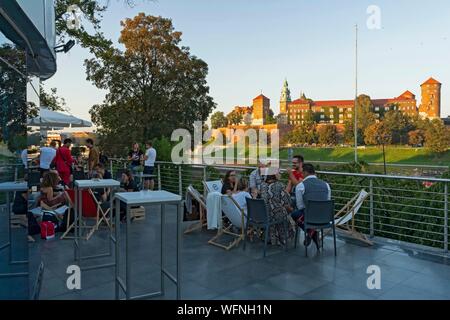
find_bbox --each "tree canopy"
[86,13,215,155]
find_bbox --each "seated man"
[285,155,304,194]
[94,163,112,179]
[291,163,331,248]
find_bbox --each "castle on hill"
[226,77,442,128]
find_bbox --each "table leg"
[115,197,120,300]
[73,188,77,261]
[125,204,130,300]
[161,203,165,295]
[177,201,181,300]
[7,191,11,262]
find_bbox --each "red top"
[55,146,74,174]
[293,170,304,181]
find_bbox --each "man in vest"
[291,163,331,248]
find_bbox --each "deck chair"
[60,189,110,240]
[184,185,207,234]
[332,189,373,245]
[202,180,223,194]
[208,195,246,250]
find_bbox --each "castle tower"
[419,77,441,119]
[252,94,270,125]
[280,79,291,114]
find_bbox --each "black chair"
[27,170,41,189]
[73,170,87,181]
[244,198,288,258]
[299,200,336,257]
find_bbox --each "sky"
[43,0,450,125]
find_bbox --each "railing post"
[444,182,448,254]
[157,164,161,191]
[369,178,374,238]
[178,165,183,196]
[110,159,113,176]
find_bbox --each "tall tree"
[210,111,228,129]
[364,122,392,146]
[0,44,28,152]
[226,111,243,126]
[318,124,337,145]
[355,94,377,144]
[382,110,411,144]
[86,14,215,155]
[425,119,450,153]
[39,87,67,111]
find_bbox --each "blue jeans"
[291,209,305,222]
[291,209,315,236]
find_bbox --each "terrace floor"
[3,204,450,300]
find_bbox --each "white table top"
[115,190,181,205]
[75,179,120,189]
[0,181,28,192]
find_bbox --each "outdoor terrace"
[1,162,450,300]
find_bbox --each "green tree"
[226,111,243,126]
[382,110,411,144]
[318,124,337,145]
[210,111,228,129]
[355,94,377,144]
[265,109,277,124]
[425,119,450,153]
[39,87,67,111]
[0,44,28,152]
[364,122,392,146]
[86,13,215,155]
[408,129,425,147]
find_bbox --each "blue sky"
[43,0,450,123]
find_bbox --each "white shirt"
[232,191,252,215]
[39,147,56,169]
[144,147,156,167]
[21,149,28,168]
[295,175,331,210]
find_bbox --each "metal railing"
[107,158,449,256]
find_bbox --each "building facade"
[279,77,441,126]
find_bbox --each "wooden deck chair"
[208,195,246,250]
[60,189,109,240]
[184,185,207,234]
[331,189,373,245]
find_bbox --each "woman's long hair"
[41,171,59,189]
[223,170,236,185]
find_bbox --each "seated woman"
[40,171,69,210]
[231,179,252,216]
[260,167,295,246]
[221,170,238,195]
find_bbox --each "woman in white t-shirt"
[231,179,252,215]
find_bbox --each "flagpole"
[354,24,359,163]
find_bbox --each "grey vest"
[303,177,329,206]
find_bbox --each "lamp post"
[354,24,359,163]
[287,143,293,163]
[377,134,389,175]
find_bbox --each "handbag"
[40,221,55,240]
